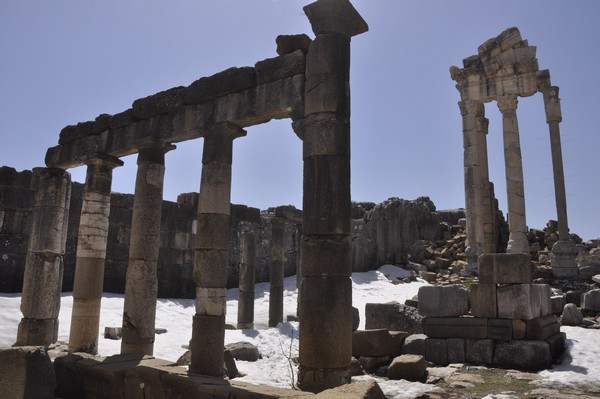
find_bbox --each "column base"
[16,318,58,347]
[190,314,225,377]
[297,366,351,393]
[506,232,529,255]
[551,240,578,278]
[236,322,254,330]
[465,243,484,274]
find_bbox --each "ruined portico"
[18,0,367,392]
[450,28,577,275]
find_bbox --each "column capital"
[84,153,124,169]
[136,141,176,165]
[543,86,562,123]
[458,100,484,117]
[497,95,518,113]
[303,0,368,37]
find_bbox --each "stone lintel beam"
[273,205,303,224]
[45,75,304,169]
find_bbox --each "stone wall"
[2,167,471,297]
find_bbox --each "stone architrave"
[69,154,123,354]
[17,168,71,346]
[121,142,174,356]
[269,217,285,328]
[497,95,529,254]
[237,230,256,329]
[542,86,578,277]
[190,122,246,377]
[296,0,368,392]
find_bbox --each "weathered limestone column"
[190,122,246,376]
[497,95,529,254]
[237,230,256,329]
[459,100,485,271]
[121,142,173,355]
[16,168,71,346]
[269,217,285,328]
[543,86,578,277]
[476,114,497,254]
[69,154,123,354]
[297,0,367,392]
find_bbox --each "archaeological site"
[1,0,599,398]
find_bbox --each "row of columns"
[460,89,576,275]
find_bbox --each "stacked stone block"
[417,253,565,370]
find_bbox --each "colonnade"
[17,0,368,392]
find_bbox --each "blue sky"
[1,0,599,240]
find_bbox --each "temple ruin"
[450,27,578,277]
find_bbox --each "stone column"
[477,115,497,254]
[190,122,246,377]
[297,0,367,392]
[121,142,173,355]
[16,168,71,346]
[237,230,256,329]
[269,217,285,328]
[543,86,578,277]
[69,154,123,354]
[497,95,529,254]
[459,100,485,271]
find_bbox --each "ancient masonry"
[416,254,565,370]
[450,27,578,277]
[13,0,368,392]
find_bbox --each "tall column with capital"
[121,142,173,355]
[17,168,71,346]
[543,86,578,277]
[459,100,485,271]
[298,0,368,392]
[69,154,123,354]
[190,122,246,376]
[497,95,529,254]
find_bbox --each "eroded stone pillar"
[69,154,123,354]
[543,86,578,277]
[269,217,285,328]
[459,100,485,272]
[190,122,246,377]
[17,168,71,346]
[297,0,367,392]
[237,230,256,329]
[497,95,529,254]
[121,142,173,355]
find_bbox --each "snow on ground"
[1,264,599,398]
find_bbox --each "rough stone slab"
[512,319,526,340]
[276,34,312,55]
[365,302,423,334]
[581,289,600,311]
[493,340,552,371]
[422,317,487,339]
[418,285,469,317]
[255,50,306,85]
[546,332,567,363]
[184,66,256,105]
[469,283,497,318]
[551,295,566,315]
[497,284,551,320]
[401,334,427,356]
[387,355,427,382]
[465,339,494,366]
[525,316,560,340]
[478,253,532,284]
[560,303,583,326]
[425,338,448,366]
[313,379,385,399]
[488,318,512,341]
[0,346,56,399]
[132,86,185,120]
[447,338,466,364]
